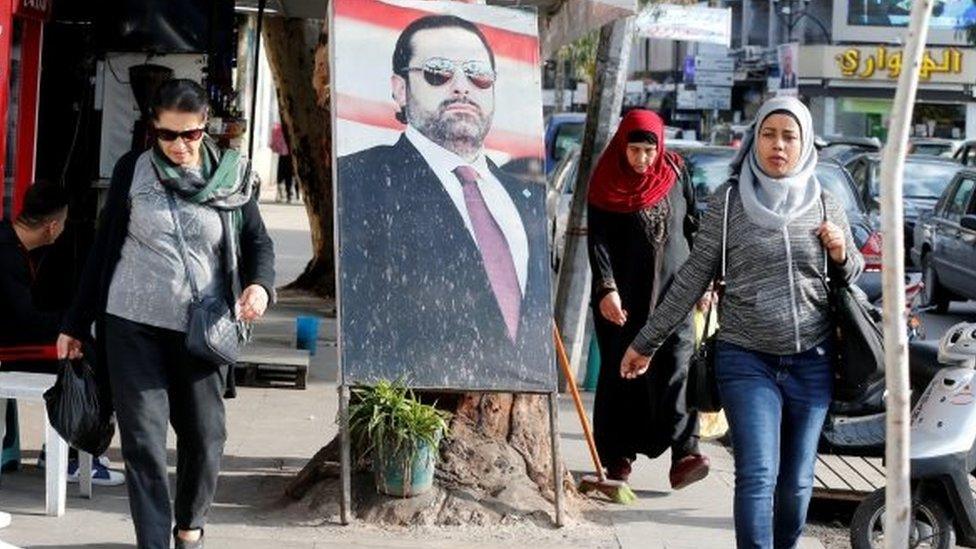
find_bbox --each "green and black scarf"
[149,135,254,300]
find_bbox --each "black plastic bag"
[43,358,115,456]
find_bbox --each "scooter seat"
[821,411,886,457]
[828,340,945,417]
[909,340,947,393]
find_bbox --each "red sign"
[14,0,52,22]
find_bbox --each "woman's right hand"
[599,291,628,326]
[56,334,83,360]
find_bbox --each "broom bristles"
[578,475,638,505]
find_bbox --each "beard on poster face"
[408,95,494,153]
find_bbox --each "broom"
[553,324,637,505]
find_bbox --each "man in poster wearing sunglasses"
[337,14,551,390]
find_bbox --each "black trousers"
[592,308,699,466]
[105,314,227,549]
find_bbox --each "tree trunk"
[262,17,335,297]
[286,392,576,524]
[553,50,566,114]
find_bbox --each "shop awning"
[235,0,637,57]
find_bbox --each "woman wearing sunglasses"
[57,79,275,549]
[587,109,709,488]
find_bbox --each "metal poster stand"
[328,0,563,528]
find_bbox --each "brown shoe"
[669,454,710,490]
[606,457,633,482]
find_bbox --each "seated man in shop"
[0,180,123,486]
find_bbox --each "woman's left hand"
[817,221,847,264]
[237,284,269,321]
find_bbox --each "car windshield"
[683,149,862,215]
[553,122,584,161]
[912,143,953,157]
[816,164,861,216]
[683,149,736,198]
[871,160,960,198]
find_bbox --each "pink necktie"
[453,165,521,342]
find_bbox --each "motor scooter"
[849,322,976,548]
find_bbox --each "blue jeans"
[716,340,833,549]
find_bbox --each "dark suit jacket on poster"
[337,135,554,391]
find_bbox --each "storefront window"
[834,97,966,142]
[913,104,966,139]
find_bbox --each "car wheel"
[921,253,950,314]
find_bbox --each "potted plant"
[348,380,450,497]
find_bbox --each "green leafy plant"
[347,380,451,461]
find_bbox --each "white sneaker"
[0,511,10,529]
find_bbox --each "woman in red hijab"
[587,109,709,488]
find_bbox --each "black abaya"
[587,166,700,464]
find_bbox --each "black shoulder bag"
[817,196,885,404]
[165,191,247,365]
[686,186,732,413]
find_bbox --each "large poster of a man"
[777,43,799,97]
[332,0,554,392]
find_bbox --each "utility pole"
[879,1,934,547]
[553,17,635,390]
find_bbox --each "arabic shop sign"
[837,46,962,80]
[796,45,976,86]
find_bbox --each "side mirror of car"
[961,214,976,231]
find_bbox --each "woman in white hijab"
[621,96,864,548]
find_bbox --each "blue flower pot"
[372,437,438,498]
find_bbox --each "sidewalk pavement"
[0,203,826,548]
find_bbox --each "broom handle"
[553,323,607,482]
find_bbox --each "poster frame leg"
[339,383,352,525]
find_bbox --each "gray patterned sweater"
[631,181,864,357]
[106,154,226,332]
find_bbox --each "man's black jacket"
[0,219,61,346]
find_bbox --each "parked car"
[544,112,585,175]
[952,139,976,167]
[910,137,964,158]
[830,151,962,262]
[708,124,749,147]
[912,171,976,313]
[546,146,581,269]
[814,136,882,160]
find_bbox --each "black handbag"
[687,186,732,413]
[165,191,246,365]
[816,197,886,403]
[43,357,115,456]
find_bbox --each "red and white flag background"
[332,0,545,169]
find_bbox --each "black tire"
[921,253,950,314]
[850,488,955,549]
